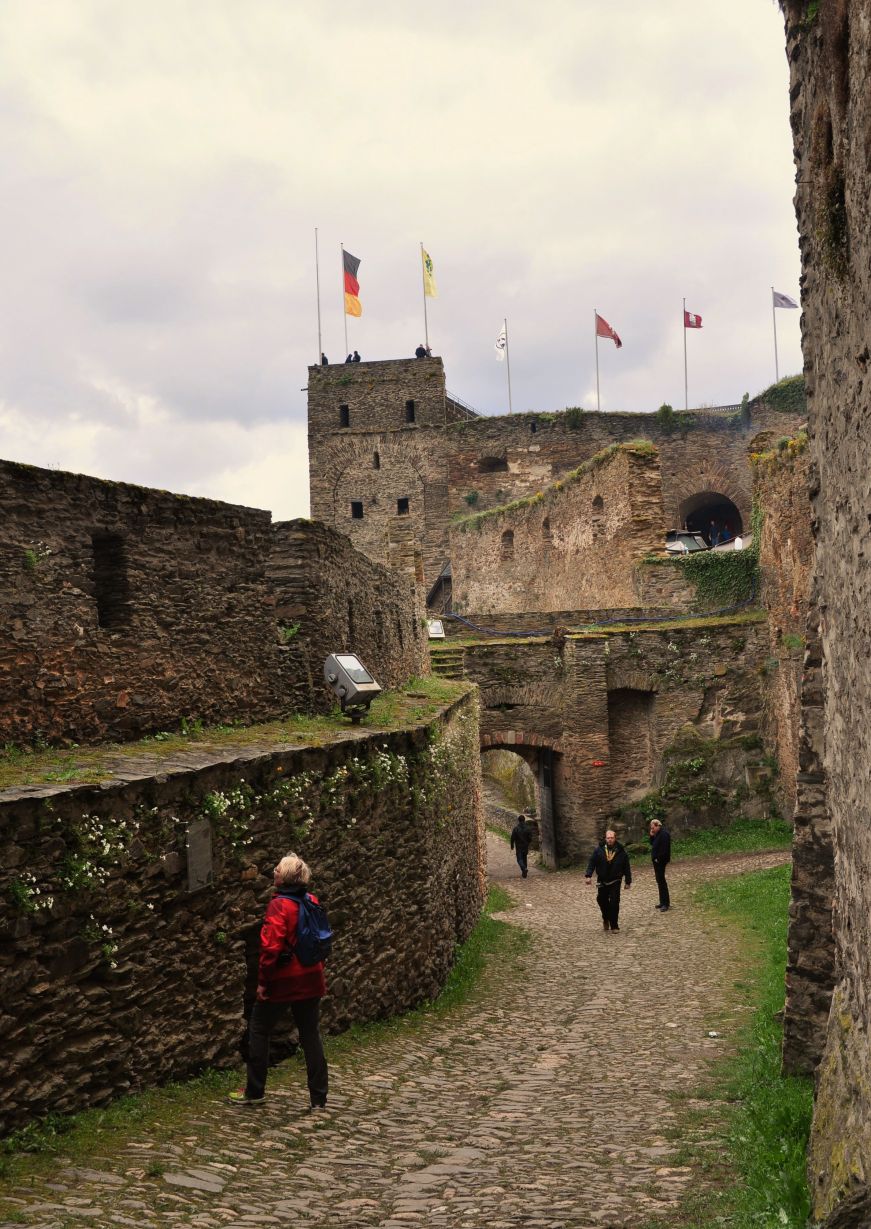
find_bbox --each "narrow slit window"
[397,497,410,515]
[501,529,514,561]
[405,400,416,423]
[339,404,350,427]
[373,451,381,469]
[351,501,364,519]
[92,532,131,629]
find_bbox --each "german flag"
[343,249,362,317]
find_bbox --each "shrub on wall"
[755,375,807,416]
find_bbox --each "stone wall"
[780,1,871,1219]
[307,360,805,595]
[269,519,428,710]
[753,438,814,814]
[444,618,769,862]
[0,689,483,1133]
[449,443,665,615]
[0,460,286,747]
[0,460,429,747]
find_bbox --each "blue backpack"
[280,890,333,966]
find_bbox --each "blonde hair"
[274,853,312,888]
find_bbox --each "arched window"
[592,495,604,534]
[542,517,552,543]
[501,529,515,561]
[373,451,380,470]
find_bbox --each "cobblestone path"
[2,838,789,1229]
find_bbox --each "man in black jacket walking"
[510,814,533,878]
[649,819,672,911]
[584,829,632,931]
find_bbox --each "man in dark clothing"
[320,352,329,366]
[510,814,533,878]
[415,343,427,358]
[584,829,632,931]
[344,353,353,364]
[649,819,672,911]
[352,350,361,362]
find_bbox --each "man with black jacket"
[510,814,533,878]
[584,829,632,931]
[649,819,672,911]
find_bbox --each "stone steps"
[430,648,465,680]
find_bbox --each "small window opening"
[92,532,131,629]
[351,501,364,519]
[592,494,604,533]
[397,497,410,515]
[339,404,350,427]
[405,400,416,423]
[373,451,381,469]
[347,599,355,644]
[478,455,509,474]
[542,517,552,542]
[530,420,538,433]
[501,529,514,561]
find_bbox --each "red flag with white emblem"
[684,309,703,329]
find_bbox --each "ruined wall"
[780,1,871,1219]
[307,362,805,595]
[0,689,483,1133]
[0,460,431,747]
[449,443,665,615]
[753,438,814,814]
[269,519,428,709]
[0,460,287,746]
[446,618,768,862]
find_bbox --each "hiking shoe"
[227,1090,265,1107]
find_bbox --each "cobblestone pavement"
[1,838,790,1229]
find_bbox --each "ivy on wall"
[756,375,806,416]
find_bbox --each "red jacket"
[257,891,327,1003]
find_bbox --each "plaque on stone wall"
[186,819,214,892]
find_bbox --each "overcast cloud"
[0,0,801,520]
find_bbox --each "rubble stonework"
[780,0,871,1219]
[0,462,426,746]
[450,443,665,615]
[0,688,483,1132]
[444,619,771,863]
[307,358,805,594]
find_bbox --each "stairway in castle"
[430,645,466,680]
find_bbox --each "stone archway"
[678,490,744,544]
[479,731,561,867]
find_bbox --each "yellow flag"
[422,248,437,298]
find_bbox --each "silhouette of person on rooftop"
[352,351,361,363]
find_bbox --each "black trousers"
[245,997,328,1105]
[597,881,622,928]
[654,861,670,908]
[515,846,529,876]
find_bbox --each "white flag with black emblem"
[495,323,507,361]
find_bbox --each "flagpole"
[420,243,430,353]
[504,317,513,414]
[341,243,349,357]
[315,228,323,363]
[594,309,601,412]
[771,286,780,383]
[683,297,688,411]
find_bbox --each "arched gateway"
[479,731,560,868]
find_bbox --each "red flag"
[595,313,622,349]
[684,309,702,329]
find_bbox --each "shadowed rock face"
[779,0,871,1220]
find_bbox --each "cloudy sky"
[0,0,801,520]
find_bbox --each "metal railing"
[445,390,482,419]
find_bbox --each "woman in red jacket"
[228,853,328,1108]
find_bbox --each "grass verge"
[673,816,794,859]
[0,885,526,1195]
[645,863,813,1228]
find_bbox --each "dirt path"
[1,839,790,1229]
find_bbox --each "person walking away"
[584,829,632,931]
[649,819,671,911]
[510,814,533,878]
[228,853,328,1109]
